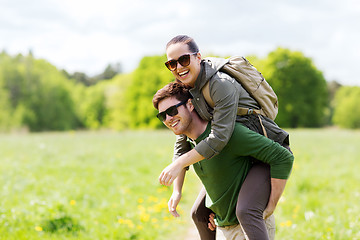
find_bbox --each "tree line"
[0,48,359,132]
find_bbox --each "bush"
[332,86,360,128]
[125,55,173,129]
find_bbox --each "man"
[153,82,294,239]
[161,35,291,239]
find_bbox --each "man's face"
[166,43,201,88]
[158,97,192,135]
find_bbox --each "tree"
[71,72,91,86]
[326,80,342,125]
[100,63,122,80]
[0,52,79,131]
[89,63,123,85]
[71,82,109,130]
[125,55,173,128]
[0,82,13,131]
[258,48,328,128]
[332,86,360,128]
[106,73,132,130]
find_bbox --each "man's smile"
[170,120,180,128]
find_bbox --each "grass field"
[0,128,359,239]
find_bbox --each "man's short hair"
[153,82,192,109]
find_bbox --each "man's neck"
[184,116,208,140]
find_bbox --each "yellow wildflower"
[157,187,168,193]
[148,196,158,203]
[280,220,292,227]
[140,213,150,222]
[35,226,43,232]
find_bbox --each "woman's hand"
[208,213,216,231]
[159,161,183,186]
[159,149,204,186]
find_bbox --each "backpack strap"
[237,107,268,138]
[257,115,268,138]
[202,81,215,108]
[203,81,268,138]
[237,107,261,116]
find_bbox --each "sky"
[1,0,359,86]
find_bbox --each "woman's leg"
[236,162,271,240]
[190,187,216,240]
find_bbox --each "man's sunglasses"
[165,53,198,71]
[156,100,188,122]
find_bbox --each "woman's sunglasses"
[156,100,188,122]
[165,53,198,71]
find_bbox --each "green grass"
[0,128,359,239]
[0,130,199,240]
[276,128,360,239]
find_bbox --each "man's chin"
[172,129,184,136]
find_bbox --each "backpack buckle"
[247,109,254,115]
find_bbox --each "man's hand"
[263,202,276,220]
[159,161,183,186]
[208,213,216,231]
[168,192,181,217]
[263,178,287,219]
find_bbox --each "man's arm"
[168,168,187,217]
[263,178,287,219]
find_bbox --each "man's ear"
[186,99,194,112]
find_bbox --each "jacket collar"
[194,57,229,90]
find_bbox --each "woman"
[159,35,292,240]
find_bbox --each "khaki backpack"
[202,56,278,120]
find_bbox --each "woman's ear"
[196,52,202,63]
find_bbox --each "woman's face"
[166,43,201,88]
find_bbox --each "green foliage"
[125,55,173,129]
[106,73,132,130]
[41,205,83,233]
[325,81,342,125]
[257,48,328,128]
[97,63,122,80]
[0,51,129,131]
[0,84,14,130]
[332,86,360,128]
[0,48,348,131]
[0,52,79,131]
[72,83,109,130]
[66,63,122,86]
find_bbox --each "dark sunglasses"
[156,100,188,122]
[165,52,198,71]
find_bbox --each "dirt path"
[186,225,200,240]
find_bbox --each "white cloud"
[0,0,359,85]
